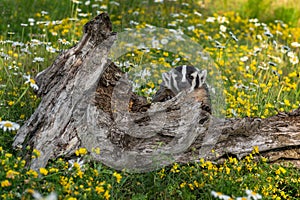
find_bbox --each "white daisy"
[68,158,85,171]
[32,57,44,63]
[46,46,56,53]
[23,75,39,90]
[289,55,299,65]
[240,56,249,62]
[206,17,215,23]
[245,190,262,200]
[0,120,20,132]
[32,191,57,200]
[236,197,249,200]
[291,42,300,47]
[211,191,232,200]
[220,25,227,32]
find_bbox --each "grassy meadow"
[0,0,300,199]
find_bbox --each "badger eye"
[188,75,194,80]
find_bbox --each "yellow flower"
[275,167,286,175]
[75,148,88,156]
[245,155,251,163]
[200,158,205,166]
[188,183,194,190]
[180,182,186,188]
[113,172,122,183]
[93,169,99,176]
[265,103,274,109]
[228,157,238,165]
[159,168,165,179]
[1,180,11,187]
[26,188,35,194]
[252,146,259,154]
[66,197,77,200]
[170,163,180,173]
[193,180,199,188]
[5,153,12,158]
[6,170,20,179]
[284,99,291,107]
[99,181,106,186]
[95,186,105,194]
[73,162,80,169]
[225,167,231,175]
[76,170,83,178]
[237,97,246,105]
[49,168,59,173]
[32,149,41,159]
[158,57,165,63]
[92,147,101,155]
[104,190,110,200]
[261,157,267,162]
[39,168,49,176]
[288,71,297,78]
[246,164,253,172]
[147,81,155,89]
[206,161,213,171]
[26,169,39,178]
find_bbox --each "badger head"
[162,65,207,94]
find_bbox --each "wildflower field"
[0,0,299,199]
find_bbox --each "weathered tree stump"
[13,13,300,172]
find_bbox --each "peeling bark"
[13,13,300,172]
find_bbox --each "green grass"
[0,0,299,199]
[207,0,300,26]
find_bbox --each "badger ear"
[195,67,200,71]
[199,69,207,84]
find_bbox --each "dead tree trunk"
[13,13,300,172]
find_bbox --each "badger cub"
[152,65,211,113]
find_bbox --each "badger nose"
[178,81,191,90]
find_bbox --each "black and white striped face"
[162,65,207,94]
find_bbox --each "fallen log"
[13,13,300,172]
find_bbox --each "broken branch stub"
[13,13,300,172]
